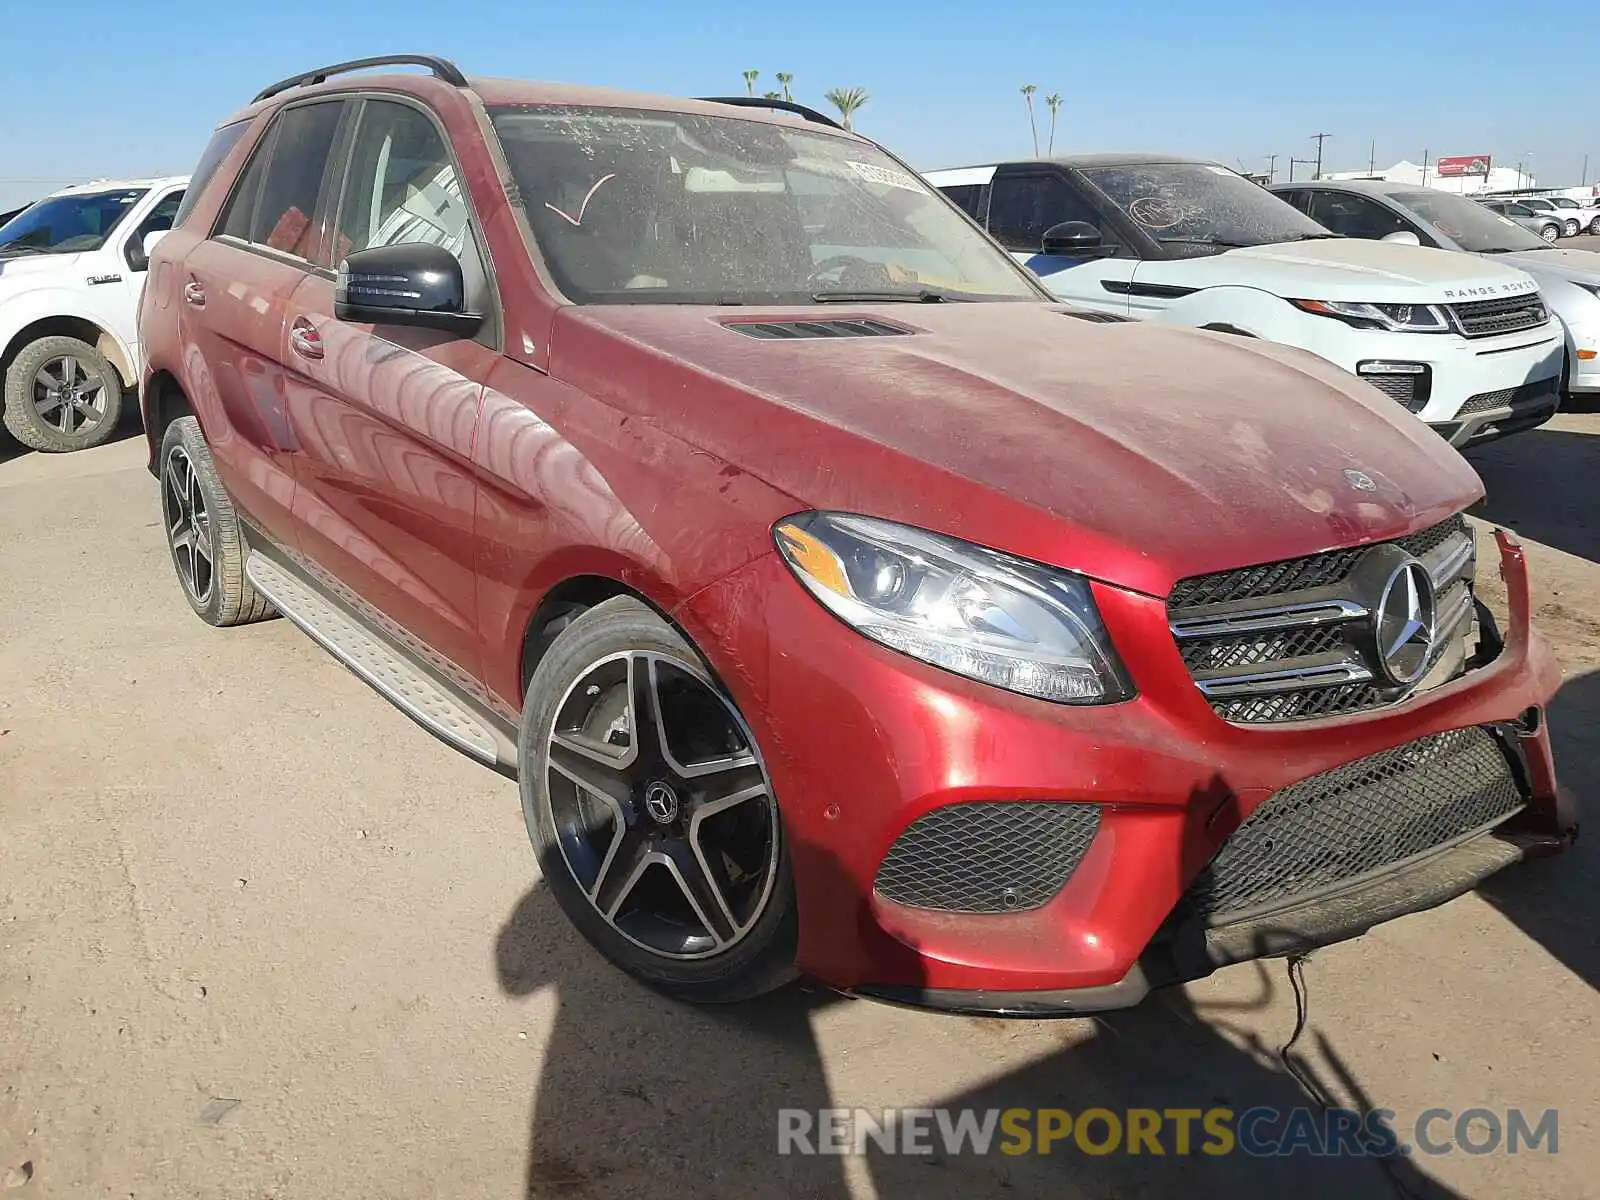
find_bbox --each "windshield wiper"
[1276,232,1344,241]
[1155,237,1254,249]
[811,288,954,303]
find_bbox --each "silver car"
[1272,179,1600,404]
[1477,200,1564,242]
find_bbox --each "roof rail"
[693,96,845,132]
[252,54,467,104]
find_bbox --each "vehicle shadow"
[1476,667,1598,991]
[496,846,1467,1198]
[1466,426,1600,564]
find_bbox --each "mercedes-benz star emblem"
[1344,469,1378,492]
[643,780,680,825]
[1373,558,1436,686]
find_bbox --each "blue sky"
[1,0,1594,210]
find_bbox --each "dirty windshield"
[490,106,1041,304]
[1389,190,1548,254]
[0,188,147,256]
[1080,162,1330,256]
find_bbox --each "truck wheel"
[159,415,276,627]
[518,596,798,1003]
[2,335,125,452]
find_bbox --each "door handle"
[288,317,324,360]
[182,279,206,307]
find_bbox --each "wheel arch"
[140,369,195,474]
[1,311,137,389]
[516,571,691,699]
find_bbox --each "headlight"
[773,512,1131,704]
[1291,298,1450,333]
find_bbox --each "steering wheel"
[809,254,893,290]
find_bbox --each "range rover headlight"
[1291,299,1450,333]
[773,512,1132,703]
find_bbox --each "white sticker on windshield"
[846,160,924,193]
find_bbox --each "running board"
[245,553,503,767]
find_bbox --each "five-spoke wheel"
[163,442,215,606]
[520,597,797,1001]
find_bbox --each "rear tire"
[158,415,276,627]
[1589,216,1600,236]
[518,596,798,1003]
[1541,223,1560,243]
[2,335,124,453]
[1564,219,1580,238]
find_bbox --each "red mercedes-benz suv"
[138,55,1577,1014]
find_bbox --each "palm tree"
[1021,84,1039,156]
[742,69,759,96]
[1045,93,1062,155]
[776,72,794,101]
[824,86,869,131]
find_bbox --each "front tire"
[1564,219,1580,238]
[1589,216,1600,236]
[159,416,276,627]
[518,596,798,1003]
[1541,223,1560,243]
[2,335,124,452]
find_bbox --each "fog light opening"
[1513,705,1543,735]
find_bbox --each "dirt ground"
[1,413,1597,1200]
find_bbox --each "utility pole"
[1582,154,1589,186]
[1288,156,1317,183]
[1421,149,1430,188]
[1369,138,1376,175]
[1310,132,1331,180]
[1266,153,1279,181]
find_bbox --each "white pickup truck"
[0,176,188,452]
[927,155,1565,447]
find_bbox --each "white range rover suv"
[0,175,188,452]
[927,155,1564,446]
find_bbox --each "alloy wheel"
[32,354,109,438]
[545,650,780,961]
[162,444,215,605]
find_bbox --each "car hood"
[1148,237,1540,304]
[1489,246,1600,285]
[0,252,83,285]
[553,302,1482,597]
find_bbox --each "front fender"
[0,286,139,385]
[1144,284,1297,341]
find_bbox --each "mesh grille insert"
[1175,726,1524,924]
[874,802,1102,913]
[1458,377,1560,416]
[724,319,910,339]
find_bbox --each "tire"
[1540,223,1560,243]
[158,415,276,627]
[1564,219,1580,238]
[1589,216,1600,236]
[2,335,124,453]
[518,595,798,1003]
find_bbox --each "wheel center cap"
[643,780,680,825]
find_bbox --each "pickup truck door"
[987,166,1137,315]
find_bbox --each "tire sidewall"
[159,416,227,624]
[517,596,797,1002]
[3,336,124,453]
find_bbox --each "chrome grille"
[1447,293,1549,339]
[1174,726,1525,924]
[1168,516,1479,724]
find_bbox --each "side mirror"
[1381,230,1422,246]
[126,228,168,272]
[143,229,168,259]
[335,242,483,335]
[1041,221,1114,258]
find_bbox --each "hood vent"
[1060,308,1132,324]
[724,318,911,340]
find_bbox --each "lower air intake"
[874,802,1102,913]
[1175,726,1525,925]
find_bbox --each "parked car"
[1275,179,1600,407]
[141,56,1576,1015]
[0,176,187,451]
[1546,195,1600,236]
[1515,197,1583,238]
[1477,199,1563,243]
[0,201,32,227]
[926,156,1563,447]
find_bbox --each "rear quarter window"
[173,121,251,228]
